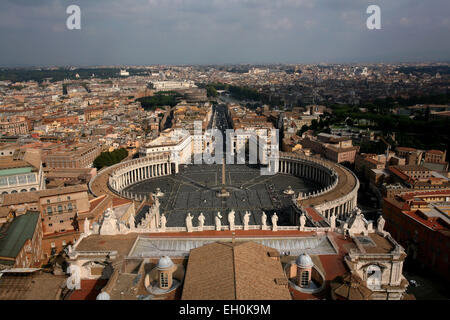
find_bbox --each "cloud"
[0,0,449,66]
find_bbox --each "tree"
[93,148,128,170]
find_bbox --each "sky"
[0,0,449,67]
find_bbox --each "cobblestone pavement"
[125,164,321,227]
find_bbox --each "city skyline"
[1,0,450,67]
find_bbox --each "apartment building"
[44,143,101,169]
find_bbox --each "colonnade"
[278,159,336,187]
[107,153,178,193]
[321,197,358,220]
[278,153,359,223]
[105,151,359,225]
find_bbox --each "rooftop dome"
[96,292,110,300]
[296,253,314,269]
[157,256,174,270]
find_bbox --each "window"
[18,175,27,184]
[49,223,53,227]
[301,271,310,287]
[58,205,63,213]
[8,176,17,185]
[0,177,7,186]
[366,265,382,290]
[68,203,73,211]
[60,220,64,223]
[47,199,50,204]
[47,206,52,214]
[160,272,169,288]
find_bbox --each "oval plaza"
[75,104,409,300]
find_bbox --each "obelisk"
[218,157,230,197]
[222,157,226,186]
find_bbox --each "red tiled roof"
[388,166,414,184]
[402,210,447,231]
[112,197,132,207]
[305,207,325,222]
[400,190,450,201]
[89,194,107,212]
[319,255,348,281]
[427,149,444,155]
[397,147,417,152]
[67,279,108,300]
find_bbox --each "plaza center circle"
[124,163,321,228]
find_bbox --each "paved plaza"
[125,164,320,227]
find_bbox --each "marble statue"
[128,214,135,230]
[92,222,100,234]
[99,208,119,235]
[261,211,267,230]
[377,215,385,233]
[272,212,278,231]
[186,213,193,232]
[343,222,349,238]
[83,218,90,234]
[160,213,167,232]
[330,213,336,230]
[228,210,235,231]
[300,213,306,229]
[198,212,205,231]
[149,209,157,230]
[243,211,251,230]
[215,212,222,231]
[66,264,81,290]
[154,194,160,208]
